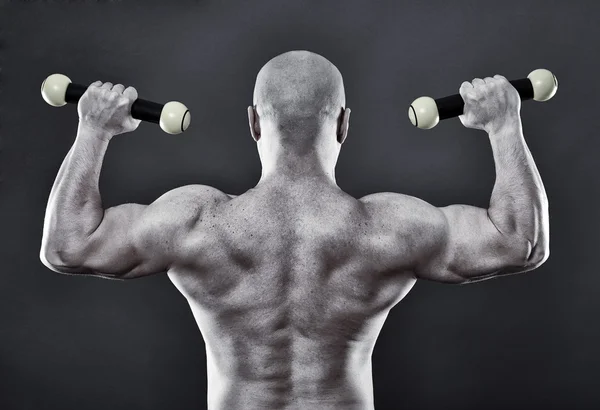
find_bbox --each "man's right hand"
[458,75,521,134]
[77,81,141,139]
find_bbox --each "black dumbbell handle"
[65,83,163,124]
[435,78,534,120]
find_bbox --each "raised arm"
[40,81,225,279]
[362,75,549,284]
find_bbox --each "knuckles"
[84,86,134,105]
[460,75,511,100]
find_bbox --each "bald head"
[249,51,351,179]
[253,51,346,131]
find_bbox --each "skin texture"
[40,51,549,409]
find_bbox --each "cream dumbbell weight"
[41,73,191,135]
[408,69,558,129]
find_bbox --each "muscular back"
[43,171,545,409]
[167,181,417,408]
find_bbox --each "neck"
[255,123,341,185]
[259,160,336,185]
[257,144,338,186]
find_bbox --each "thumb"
[123,86,138,101]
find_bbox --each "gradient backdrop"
[1,1,598,409]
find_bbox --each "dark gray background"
[1,1,598,409]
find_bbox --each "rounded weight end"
[409,96,439,129]
[527,69,558,102]
[160,101,191,135]
[41,73,71,107]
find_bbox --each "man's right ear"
[337,107,351,144]
[248,106,261,142]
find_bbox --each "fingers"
[91,81,129,92]
[460,75,508,98]
[459,81,472,96]
[112,83,125,94]
[123,86,138,101]
[462,75,506,88]
[89,81,136,100]
[479,75,507,86]
[460,81,473,90]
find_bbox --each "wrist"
[486,114,522,136]
[77,121,113,142]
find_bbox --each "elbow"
[39,244,85,274]
[39,243,135,280]
[509,237,550,271]
[526,240,550,269]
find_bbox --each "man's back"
[167,180,416,409]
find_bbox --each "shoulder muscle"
[359,192,449,270]
[135,184,229,236]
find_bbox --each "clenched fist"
[458,75,521,133]
[78,81,141,138]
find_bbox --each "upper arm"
[53,185,228,279]
[360,193,540,284]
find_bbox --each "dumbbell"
[41,73,191,135]
[408,69,558,129]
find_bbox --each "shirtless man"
[40,51,549,409]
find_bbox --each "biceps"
[416,205,530,283]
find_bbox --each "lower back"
[211,376,376,410]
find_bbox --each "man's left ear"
[248,105,261,142]
[337,107,351,144]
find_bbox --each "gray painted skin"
[40,51,549,409]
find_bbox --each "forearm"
[41,122,113,260]
[487,117,549,257]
